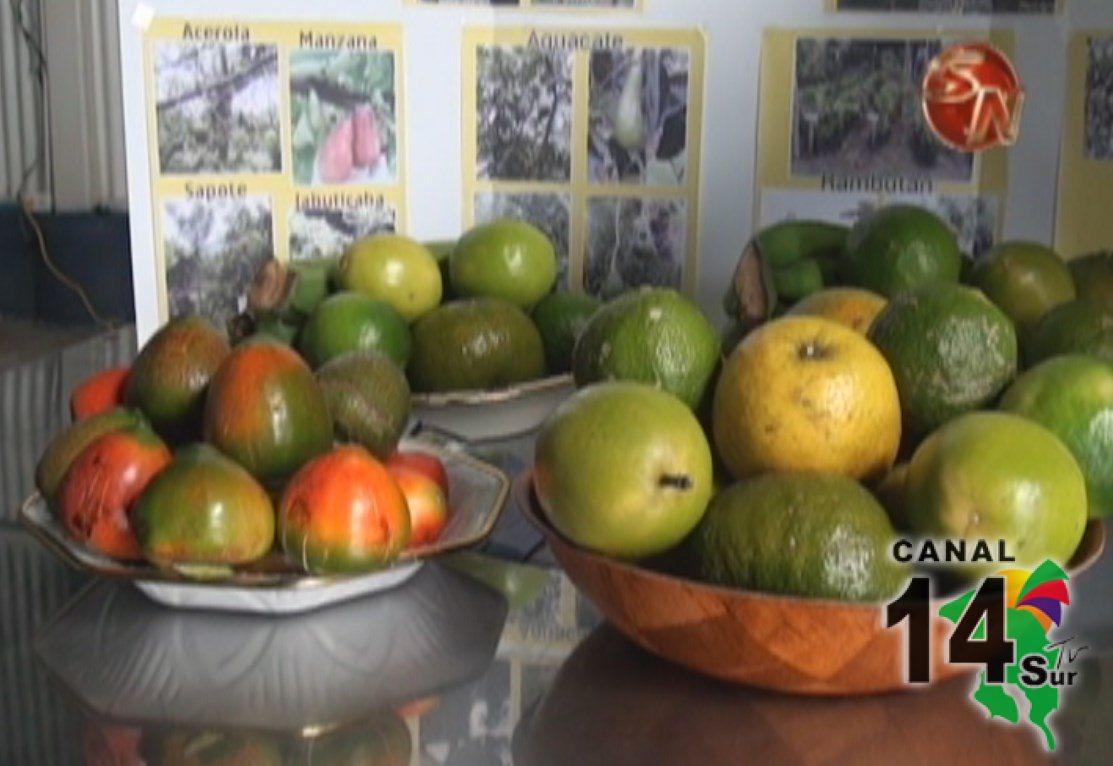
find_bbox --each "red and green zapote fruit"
[279,445,411,574]
[385,451,450,499]
[70,367,130,421]
[125,316,231,443]
[203,339,334,482]
[388,465,449,548]
[1000,355,1113,519]
[535,381,713,560]
[56,424,171,560]
[35,407,148,500]
[132,444,275,570]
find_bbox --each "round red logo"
[922,42,1024,153]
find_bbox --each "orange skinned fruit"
[57,424,171,560]
[280,445,411,574]
[71,367,130,421]
[203,339,334,482]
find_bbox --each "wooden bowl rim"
[515,471,1107,610]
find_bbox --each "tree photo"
[586,197,687,297]
[792,38,975,182]
[289,206,397,261]
[163,197,274,328]
[290,50,398,186]
[836,0,1055,11]
[589,47,690,186]
[477,45,573,182]
[155,42,281,174]
[1086,37,1113,161]
[475,192,571,287]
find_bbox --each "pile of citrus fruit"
[36,218,592,577]
[246,220,599,392]
[536,204,1113,602]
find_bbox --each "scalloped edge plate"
[19,440,510,614]
[411,375,573,442]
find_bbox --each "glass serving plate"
[19,439,510,615]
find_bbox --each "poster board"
[1056,31,1113,258]
[756,28,1014,260]
[117,0,1109,345]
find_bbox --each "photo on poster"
[760,189,998,258]
[534,0,637,9]
[477,45,573,182]
[290,49,397,186]
[1085,37,1113,162]
[791,38,975,182]
[834,0,1056,12]
[418,0,521,5]
[162,196,274,329]
[154,42,281,174]
[475,192,571,287]
[586,197,687,297]
[589,47,690,186]
[289,205,396,261]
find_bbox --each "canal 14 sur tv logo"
[886,539,1084,751]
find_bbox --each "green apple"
[534,382,713,559]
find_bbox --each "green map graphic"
[938,561,1070,751]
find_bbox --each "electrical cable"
[9,1,111,329]
[20,197,115,330]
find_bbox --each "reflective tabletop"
[4,431,1113,765]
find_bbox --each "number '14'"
[886,576,1015,684]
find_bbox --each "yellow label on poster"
[825,0,1061,14]
[756,28,1013,261]
[1056,32,1113,258]
[461,26,705,297]
[142,18,406,328]
[408,0,643,13]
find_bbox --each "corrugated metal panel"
[0,0,50,201]
[0,323,137,517]
[43,0,127,209]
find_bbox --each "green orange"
[1000,355,1113,518]
[532,292,602,374]
[1026,298,1113,365]
[408,298,546,393]
[450,220,558,310]
[1070,252,1113,307]
[572,288,720,410]
[298,292,412,369]
[970,241,1076,341]
[203,339,334,481]
[905,412,1088,577]
[338,234,443,322]
[842,205,962,297]
[680,473,909,601]
[868,283,1018,437]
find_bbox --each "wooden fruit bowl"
[515,472,1106,696]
